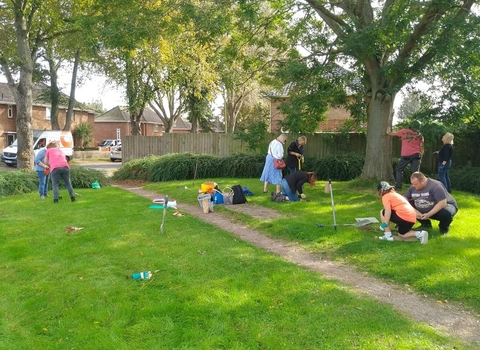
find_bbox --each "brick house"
[94,106,191,144]
[0,82,96,153]
[266,82,355,133]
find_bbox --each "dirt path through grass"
[115,183,480,346]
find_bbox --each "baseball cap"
[378,181,395,191]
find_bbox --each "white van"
[1,130,74,167]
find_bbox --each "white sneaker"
[417,230,428,244]
[379,235,394,241]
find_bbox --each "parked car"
[110,146,122,162]
[99,139,121,148]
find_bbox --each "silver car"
[110,146,122,162]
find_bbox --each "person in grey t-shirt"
[404,172,458,235]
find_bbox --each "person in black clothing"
[278,171,317,202]
[286,136,307,173]
[437,132,454,193]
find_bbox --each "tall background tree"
[278,0,480,180]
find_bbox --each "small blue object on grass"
[243,186,254,196]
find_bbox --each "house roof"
[95,106,191,130]
[263,64,361,99]
[0,82,97,113]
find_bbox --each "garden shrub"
[304,153,365,181]
[0,167,110,197]
[114,152,364,182]
[449,166,480,194]
[69,167,110,188]
[0,170,38,197]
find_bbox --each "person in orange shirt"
[377,181,428,244]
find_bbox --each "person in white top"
[260,134,287,195]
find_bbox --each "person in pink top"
[377,181,428,244]
[387,122,424,190]
[45,142,75,203]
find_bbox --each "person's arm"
[386,127,397,136]
[420,199,447,220]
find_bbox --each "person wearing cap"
[387,122,424,190]
[404,172,458,235]
[260,134,287,196]
[377,181,429,244]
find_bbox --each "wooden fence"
[122,133,443,174]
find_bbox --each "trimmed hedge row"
[112,152,365,182]
[0,167,110,198]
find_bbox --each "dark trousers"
[395,154,421,189]
[51,166,75,200]
[417,204,457,231]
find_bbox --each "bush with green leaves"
[113,152,364,182]
[449,166,480,194]
[69,167,111,188]
[0,170,38,197]
[303,153,365,181]
[0,168,110,197]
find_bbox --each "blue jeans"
[281,178,299,201]
[36,170,49,196]
[51,167,75,200]
[438,160,452,192]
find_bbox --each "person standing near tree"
[387,122,424,190]
[286,136,307,174]
[437,132,454,193]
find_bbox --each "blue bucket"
[212,191,224,205]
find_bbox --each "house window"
[153,124,159,133]
[7,134,15,146]
[46,107,51,120]
[72,111,76,121]
[7,105,13,118]
[116,128,121,139]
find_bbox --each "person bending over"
[377,181,428,244]
[277,171,316,202]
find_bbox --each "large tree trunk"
[361,91,396,181]
[65,50,80,131]
[13,9,36,170]
[16,72,34,170]
[47,55,61,130]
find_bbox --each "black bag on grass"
[232,185,247,204]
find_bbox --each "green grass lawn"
[0,184,477,349]
[147,178,480,316]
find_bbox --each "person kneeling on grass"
[274,171,316,202]
[377,181,428,244]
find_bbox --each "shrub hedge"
[0,167,110,198]
[112,152,365,182]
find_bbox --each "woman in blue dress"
[260,134,287,194]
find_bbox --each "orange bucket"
[201,182,217,193]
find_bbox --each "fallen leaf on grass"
[65,226,83,232]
